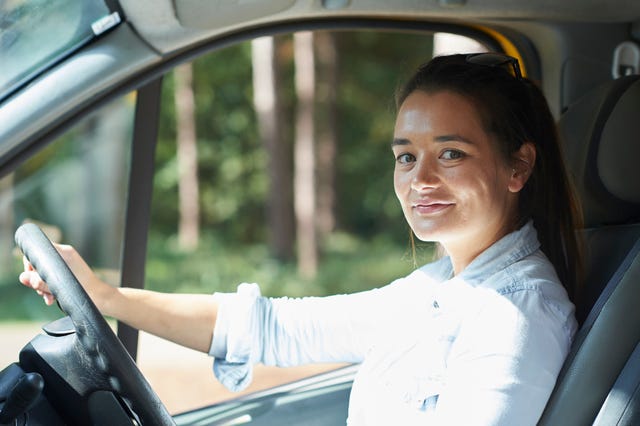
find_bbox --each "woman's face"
[393,90,520,256]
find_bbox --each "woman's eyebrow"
[434,134,474,144]
[391,138,411,147]
[392,134,474,147]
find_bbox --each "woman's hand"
[19,242,218,353]
[18,244,113,311]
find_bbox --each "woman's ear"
[508,142,536,193]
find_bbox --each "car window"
[0,0,119,101]
[0,93,135,364]
[141,29,488,414]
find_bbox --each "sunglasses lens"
[467,53,509,66]
[466,53,522,79]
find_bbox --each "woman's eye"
[396,153,415,164]
[440,149,465,160]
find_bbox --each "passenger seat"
[538,75,640,425]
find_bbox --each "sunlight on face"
[392,90,519,267]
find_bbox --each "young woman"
[20,53,582,425]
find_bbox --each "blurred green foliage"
[145,232,433,298]
[1,29,439,320]
[146,30,437,297]
[0,258,63,321]
[151,30,435,243]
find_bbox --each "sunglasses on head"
[465,53,523,80]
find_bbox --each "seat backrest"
[538,75,640,425]
[593,341,640,425]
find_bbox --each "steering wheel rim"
[15,223,175,425]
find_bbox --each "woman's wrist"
[92,279,120,317]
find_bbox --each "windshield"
[0,0,119,101]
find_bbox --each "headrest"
[559,75,640,228]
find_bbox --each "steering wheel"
[15,223,175,425]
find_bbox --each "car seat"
[538,75,640,425]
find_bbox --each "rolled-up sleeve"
[209,283,262,391]
[209,278,412,392]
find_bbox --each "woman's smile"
[412,200,454,215]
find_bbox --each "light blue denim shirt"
[210,221,577,425]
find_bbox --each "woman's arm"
[105,289,218,353]
[19,244,218,353]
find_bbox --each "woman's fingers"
[19,269,43,290]
[20,243,99,307]
[20,243,104,308]
[22,255,34,272]
[42,293,56,306]
[19,270,48,293]
[19,261,56,305]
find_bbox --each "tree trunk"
[315,31,339,238]
[252,36,295,261]
[174,63,200,251]
[293,32,318,278]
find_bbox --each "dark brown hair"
[396,54,583,302]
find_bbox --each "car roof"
[120,0,640,54]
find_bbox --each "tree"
[293,32,318,277]
[174,63,200,250]
[252,36,295,261]
[315,31,339,238]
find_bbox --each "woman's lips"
[412,202,453,215]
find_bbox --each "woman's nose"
[411,158,439,190]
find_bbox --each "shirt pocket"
[401,373,444,411]
[371,300,462,411]
[407,308,461,409]
[376,333,452,411]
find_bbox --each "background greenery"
[0,30,439,321]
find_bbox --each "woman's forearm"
[103,288,219,353]
[21,244,220,354]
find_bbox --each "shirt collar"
[432,220,541,285]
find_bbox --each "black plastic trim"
[116,78,163,359]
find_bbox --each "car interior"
[539,74,640,425]
[0,0,639,425]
